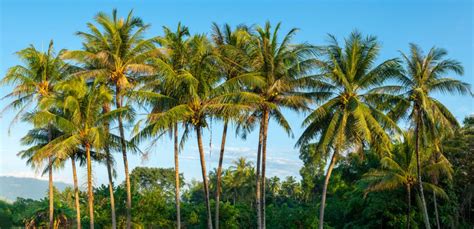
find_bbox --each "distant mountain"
[0,176,70,202]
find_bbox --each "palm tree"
[17,126,83,228]
[227,157,255,204]
[210,22,255,228]
[134,33,256,228]
[1,41,72,228]
[363,134,449,229]
[30,78,125,229]
[427,144,453,229]
[296,32,401,229]
[69,153,82,229]
[101,101,118,229]
[141,23,190,228]
[62,10,158,228]
[248,22,321,228]
[375,44,472,228]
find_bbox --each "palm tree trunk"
[261,109,269,229]
[48,155,54,229]
[71,157,81,229]
[85,144,94,229]
[105,149,117,229]
[174,123,181,229]
[102,103,117,229]
[255,122,264,229]
[196,127,213,229]
[414,107,431,229]
[406,184,411,229]
[319,151,337,229]
[215,120,228,229]
[433,192,440,229]
[115,85,132,229]
[47,126,54,229]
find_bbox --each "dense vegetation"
[1,9,472,229]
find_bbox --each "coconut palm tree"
[100,101,119,229]
[210,22,255,228]
[1,41,73,228]
[133,34,258,229]
[137,22,190,228]
[226,157,255,204]
[374,44,472,228]
[62,10,158,228]
[296,31,401,229]
[362,134,449,229]
[17,126,84,228]
[247,22,322,228]
[30,78,127,229]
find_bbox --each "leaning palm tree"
[296,31,401,229]
[210,22,255,228]
[362,133,449,229]
[248,22,321,228]
[30,78,125,229]
[62,10,158,228]
[1,41,72,228]
[374,44,472,228]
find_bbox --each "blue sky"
[0,0,472,186]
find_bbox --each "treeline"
[0,118,472,228]
[1,9,472,229]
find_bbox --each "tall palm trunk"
[414,107,431,229]
[433,192,440,229]
[47,126,54,229]
[319,151,337,229]
[85,143,94,229]
[196,127,213,229]
[174,124,181,229]
[406,184,411,229]
[116,85,132,229]
[105,149,117,229]
[103,103,117,229]
[255,122,264,229]
[48,156,54,229]
[71,157,81,229]
[215,121,228,229]
[260,110,269,229]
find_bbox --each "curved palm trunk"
[319,151,337,229]
[433,192,440,229]
[406,184,411,229]
[71,157,81,229]
[215,121,228,229]
[196,127,213,229]
[261,110,269,229]
[48,156,54,229]
[116,86,132,229]
[255,122,264,229]
[85,144,94,229]
[414,108,431,229]
[105,149,117,229]
[174,124,181,229]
